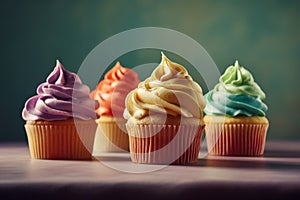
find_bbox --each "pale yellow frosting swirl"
[124,52,205,125]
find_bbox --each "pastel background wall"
[1,0,299,142]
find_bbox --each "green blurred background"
[1,0,299,142]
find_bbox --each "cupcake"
[90,62,139,152]
[22,60,98,160]
[124,52,206,165]
[204,60,269,156]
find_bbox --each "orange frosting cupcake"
[91,62,139,153]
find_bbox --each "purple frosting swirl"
[22,60,97,121]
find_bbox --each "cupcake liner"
[126,124,205,165]
[205,123,269,156]
[24,120,97,160]
[93,121,129,154]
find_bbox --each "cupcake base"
[204,116,269,156]
[24,119,97,160]
[126,124,205,165]
[93,116,129,154]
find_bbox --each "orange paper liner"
[24,120,97,160]
[126,124,205,165]
[205,123,269,156]
[93,121,129,153]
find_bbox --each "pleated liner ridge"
[205,123,269,156]
[126,124,205,165]
[24,120,97,160]
[94,121,129,152]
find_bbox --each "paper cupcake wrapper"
[126,124,205,165]
[205,123,269,156]
[93,121,129,154]
[24,120,97,160]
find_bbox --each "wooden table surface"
[1,141,300,200]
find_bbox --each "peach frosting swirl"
[124,52,206,124]
[90,62,139,117]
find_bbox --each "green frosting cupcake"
[204,60,268,116]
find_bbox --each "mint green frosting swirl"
[215,60,266,99]
[204,60,268,116]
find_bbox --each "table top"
[1,141,300,200]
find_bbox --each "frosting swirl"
[216,60,266,99]
[90,61,139,117]
[204,60,268,116]
[22,60,97,121]
[124,52,205,123]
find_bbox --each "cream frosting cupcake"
[204,60,269,156]
[124,52,206,165]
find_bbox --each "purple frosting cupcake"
[22,60,98,160]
